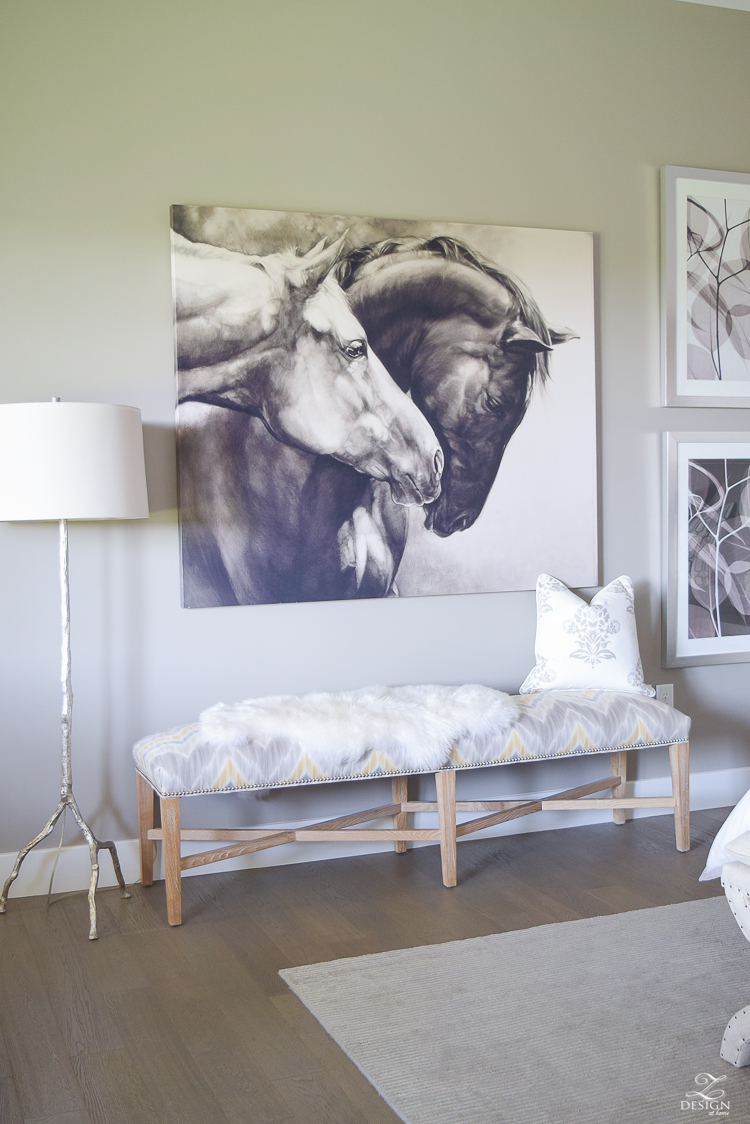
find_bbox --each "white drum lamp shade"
[0,401,149,521]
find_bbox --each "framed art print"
[662,166,750,407]
[171,205,597,608]
[664,432,750,666]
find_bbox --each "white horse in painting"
[172,232,444,605]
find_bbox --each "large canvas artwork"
[664,433,750,666]
[171,206,597,607]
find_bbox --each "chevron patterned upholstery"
[133,689,690,798]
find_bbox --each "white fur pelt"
[199,684,519,779]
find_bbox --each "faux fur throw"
[199,684,520,777]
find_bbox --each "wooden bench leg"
[669,741,690,852]
[435,770,457,888]
[136,772,155,887]
[161,797,182,925]
[610,751,628,826]
[392,776,408,853]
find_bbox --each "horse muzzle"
[424,500,479,537]
[389,473,441,507]
[388,447,443,507]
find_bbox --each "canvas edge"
[168,208,192,610]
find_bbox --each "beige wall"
[1,0,750,852]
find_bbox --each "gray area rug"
[280,898,750,1123]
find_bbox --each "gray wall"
[1,0,750,851]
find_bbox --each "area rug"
[280,897,750,1123]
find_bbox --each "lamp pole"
[0,517,132,939]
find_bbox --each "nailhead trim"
[137,739,680,799]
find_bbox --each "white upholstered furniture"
[720,838,750,1066]
[134,687,691,926]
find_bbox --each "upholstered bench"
[134,687,691,926]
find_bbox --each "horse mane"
[335,236,553,383]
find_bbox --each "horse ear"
[503,322,553,352]
[548,325,579,346]
[289,231,349,289]
[303,237,330,259]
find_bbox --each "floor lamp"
[0,400,149,939]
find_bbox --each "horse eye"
[484,392,503,414]
[344,339,367,360]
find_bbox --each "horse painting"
[171,206,597,606]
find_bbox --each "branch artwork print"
[686,195,750,383]
[688,458,750,639]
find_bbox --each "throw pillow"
[725,832,750,867]
[519,574,655,696]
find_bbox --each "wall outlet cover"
[656,683,674,707]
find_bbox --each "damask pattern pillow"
[519,574,655,697]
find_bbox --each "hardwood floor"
[0,809,729,1123]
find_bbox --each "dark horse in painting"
[337,237,575,541]
[325,237,575,596]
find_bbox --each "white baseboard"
[1,765,745,900]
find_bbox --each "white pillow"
[725,832,750,867]
[519,574,655,697]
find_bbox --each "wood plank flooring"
[0,809,729,1123]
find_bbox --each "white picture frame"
[662,166,750,407]
[663,432,750,667]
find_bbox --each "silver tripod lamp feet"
[0,401,149,939]
[0,790,132,941]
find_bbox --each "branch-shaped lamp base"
[0,792,131,939]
